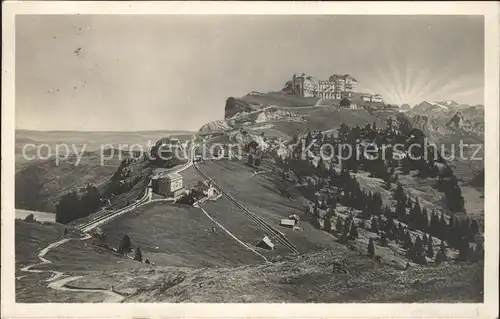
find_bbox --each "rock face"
[400,104,411,111]
[408,100,484,137]
[227,130,269,150]
[411,101,449,114]
[224,97,254,119]
[409,115,445,136]
[446,111,466,129]
[198,120,232,135]
[445,111,484,136]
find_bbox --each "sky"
[16,15,484,131]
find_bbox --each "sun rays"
[361,47,484,106]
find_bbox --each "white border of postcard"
[2,1,499,318]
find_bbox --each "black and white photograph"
[2,2,499,318]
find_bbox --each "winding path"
[20,233,126,302]
[18,137,199,302]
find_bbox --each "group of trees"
[333,215,359,244]
[387,183,482,263]
[277,117,483,265]
[117,234,150,264]
[55,184,101,224]
[436,174,466,213]
[391,184,480,245]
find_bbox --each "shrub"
[118,234,132,254]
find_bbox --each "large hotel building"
[283,73,383,104]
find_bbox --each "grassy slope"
[240,92,319,108]
[69,249,483,303]
[196,160,344,254]
[15,220,140,302]
[15,220,71,268]
[101,202,264,268]
[15,219,482,303]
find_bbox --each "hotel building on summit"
[283,73,383,105]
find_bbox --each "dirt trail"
[48,276,124,303]
[21,233,125,302]
[18,139,199,302]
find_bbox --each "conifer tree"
[426,237,434,258]
[380,231,388,246]
[435,240,447,264]
[414,236,425,256]
[367,238,375,257]
[343,217,352,235]
[393,183,406,202]
[395,200,406,220]
[359,218,366,229]
[348,223,359,240]
[335,218,343,234]
[118,234,132,254]
[383,206,393,219]
[328,194,338,210]
[404,231,413,250]
[324,209,334,232]
[134,247,143,262]
[406,197,413,209]
[470,219,480,240]
[475,240,484,262]
[370,216,379,233]
[457,237,470,262]
[429,211,440,237]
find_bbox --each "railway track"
[75,188,150,232]
[193,161,300,255]
[75,137,197,233]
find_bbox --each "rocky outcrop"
[198,120,232,136]
[400,104,411,111]
[224,97,254,119]
[227,130,269,150]
[446,111,484,136]
[408,100,484,137]
[446,111,465,129]
[410,101,449,115]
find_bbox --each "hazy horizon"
[15,128,196,133]
[16,15,484,131]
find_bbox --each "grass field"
[196,159,346,254]
[101,202,265,268]
[200,198,287,257]
[179,165,206,190]
[15,220,70,268]
[68,249,483,303]
[240,92,319,108]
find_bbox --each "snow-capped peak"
[428,101,449,110]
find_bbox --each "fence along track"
[75,188,150,232]
[193,161,299,254]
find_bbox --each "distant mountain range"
[410,100,483,113]
[407,100,484,137]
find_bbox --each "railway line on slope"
[192,148,299,255]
